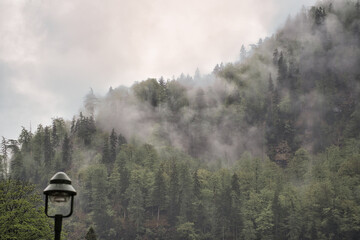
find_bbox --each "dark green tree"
[85,227,97,240]
[158,77,168,104]
[9,142,24,180]
[52,119,59,148]
[43,126,53,167]
[0,180,52,239]
[192,169,207,234]
[133,78,162,107]
[277,51,288,88]
[230,173,242,239]
[178,163,193,223]
[32,125,44,163]
[102,136,110,165]
[168,161,180,225]
[1,137,8,179]
[18,127,32,153]
[152,163,167,226]
[109,129,117,164]
[62,133,72,170]
[77,113,96,146]
[117,133,127,151]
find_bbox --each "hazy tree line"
[1,0,360,239]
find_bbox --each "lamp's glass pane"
[49,192,70,203]
[47,192,72,216]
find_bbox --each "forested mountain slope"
[1,0,360,239]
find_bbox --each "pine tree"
[43,127,53,168]
[85,227,97,240]
[109,129,117,164]
[117,133,127,151]
[168,161,180,226]
[32,125,44,164]
[277,51,288,88]
[178,163,193,223]
[52,120,59,148]
[158,77,167,104]
[102,136,110,165]
[230,173,242,240]
[0,180,53,239]
[77,113,96,146]
[126,170,145,231]
[18,127,32,153]
[143,143,158,170]
[273,48,279,65]
[1,137,8,179]
[62,133,72,170]
[87,165,110,239]
[192,169,207,234]
[9,143,23,180]
[70,116,76,134]
[117,152,130,219]
[193,170,201,200]
[84,88,97,116]
[152,164,167,226]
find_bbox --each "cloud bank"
[0,0,315,139]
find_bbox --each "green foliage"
[4,1,360,239]
[176,222,198,240]
[133,78,163,107]
[43,126,53,167]
[18,127,32,153]
[0,180,52,240]
[74,113,96,146]
[61,133,72,171]
[85,226,98,240]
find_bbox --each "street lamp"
[44,172,77,240]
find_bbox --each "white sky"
[0,0,315,140]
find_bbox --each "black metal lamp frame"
[44,172,77,240]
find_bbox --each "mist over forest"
[2,0,360,239]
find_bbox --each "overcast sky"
[0,0,315,140]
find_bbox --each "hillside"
[1,0,360,239]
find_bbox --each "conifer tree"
[0,180,53,239]
[43,127,53,167]
[10,143,24,180]
[1,137,8,179]
[85,227,97,240]
[230,173,242,239]
[102,136,110,165]
[277,51,288,88]
[18,127,32,153]
[178,164,193,223]
[152,163,167,226]
[126,170,145,230]
[168,161,180,225]
[158,77,167,103]
[117,133,127,151]
[193,170,201,200]
[33,125,44,163]
[109,129,117,164]
[70,116,76,134]
[62,133,72,170]
[52,120,59,148]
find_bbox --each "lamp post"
[44,172,77,240]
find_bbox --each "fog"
[0,0,315,140]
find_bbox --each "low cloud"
[0,0,315,139]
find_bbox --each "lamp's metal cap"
[43,172,77,196]
[50,172,72,184]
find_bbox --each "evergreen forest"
[1,0,360,239]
